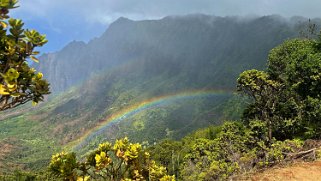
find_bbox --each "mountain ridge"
[35,14,311,93]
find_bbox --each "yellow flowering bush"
[0,0,50,111]
[49,152,78,180]
[49,137,175,180]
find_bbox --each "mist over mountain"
[31,13,313,152]
[36,14,307,93]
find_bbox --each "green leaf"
[32,101,38,106]
[30,56,39,63]
[11,92,22,97]
[32,51,40,55]
[0,21,7,28]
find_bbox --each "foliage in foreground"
[0,0,49,111]
[49,137,175,181]
[148,122,304,180]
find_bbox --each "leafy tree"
[268,39,321,138]
[49,137,175,181]
[237,69,282,142]
[0,0,49,111]
[238,36,321,140]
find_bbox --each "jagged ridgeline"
[0,14,318,171]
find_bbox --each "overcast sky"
[11,0,321,53]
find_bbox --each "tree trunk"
[268,119,272,144]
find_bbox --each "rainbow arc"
[72,89,233,150]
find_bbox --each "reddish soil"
[0,141,16,171]
[246,161,321,181]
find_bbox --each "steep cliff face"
[36,15,303,93]
[37,41,85,92]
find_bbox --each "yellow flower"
[6,68,19,79]
[116,149,124,158]
[36,72,43,79]
[160,175,176,181]
[145,152,150,158]
[95,151,111,169]
[30,68,36,73]
[124,143,141,161]
[77,176,90,181]
[7,83,16,91]
[32,101,38,106]
[0,84,9,95]
[133,169,140,177]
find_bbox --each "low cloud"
[14,0,321,25]
[10,0,321,53]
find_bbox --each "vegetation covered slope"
[0,15,318,173]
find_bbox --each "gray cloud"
[9,0,321,53]
[13,0,321,25]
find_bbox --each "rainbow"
[72,89,233,150]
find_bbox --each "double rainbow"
[72,89,233,150]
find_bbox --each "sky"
[10,0,321,53]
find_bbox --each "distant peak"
[106,17,134,31]
[114,17,133,23]
[66,40,86,48]
[60,40,86,52]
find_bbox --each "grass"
[0,115,61,173]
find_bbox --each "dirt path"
[247,161,321,181]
